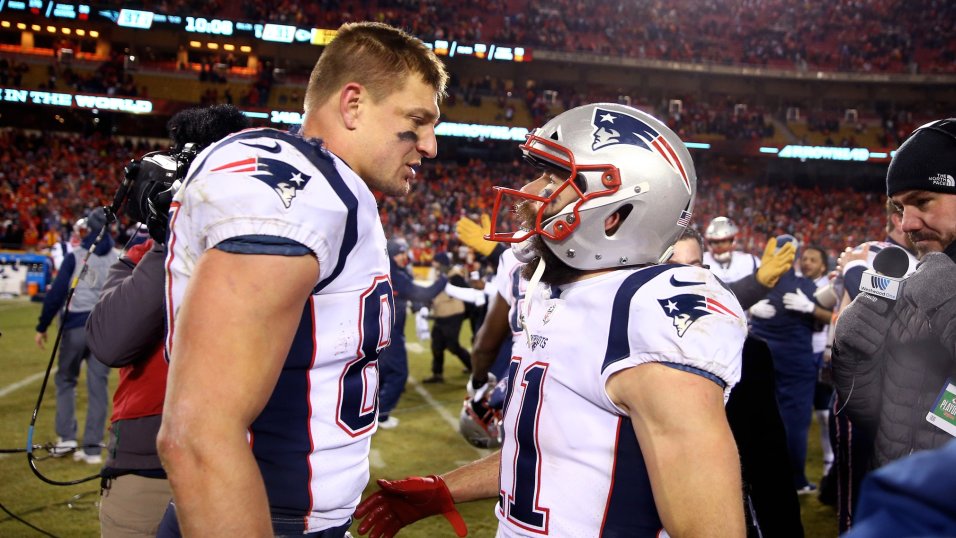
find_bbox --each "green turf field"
[0,298,837,537]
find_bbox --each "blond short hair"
[304,22,448,112]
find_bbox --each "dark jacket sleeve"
[727,273,771,311]
[36,253,76,332]
[86,241,166,367]
[484,243,506,268]
[392,269,447,304]
[832,293,896,433]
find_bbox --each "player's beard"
[514,199,581,286]
[520,235,581,286]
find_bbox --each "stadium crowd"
[0,131,151,250]
[0,130,888,262]
[101,0,956,74]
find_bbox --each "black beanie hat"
[886,120,956,197]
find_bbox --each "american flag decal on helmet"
[677,210,692,227]
[591,107,692,194]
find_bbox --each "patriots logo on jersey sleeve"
[657,293,739,337]
[591,107,691,193]
[211,156,313,208]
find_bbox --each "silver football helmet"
[487,103,696,269]
[704,216,739,263]
[459,397,502,449]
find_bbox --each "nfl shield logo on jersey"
[658,293,739,337]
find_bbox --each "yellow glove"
[755,236,796,288]
[456,214,497,256]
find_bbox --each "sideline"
[408,375,487,458]
[0,370,51,399]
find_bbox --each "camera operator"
[833,119,956,483]
[86,104,248,537]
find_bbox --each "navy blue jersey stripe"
[308,154,358,293]
[603,265,675,371]
[600,418,663,537]
[251,298,316,527]
[661,361,727,389]
[216,235,312,256]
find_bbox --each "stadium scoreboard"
[0,0,530,60]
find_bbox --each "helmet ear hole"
[605,204,633,237]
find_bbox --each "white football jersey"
[493,248,533,335]
[495,264,746,537]
[164,128,393,533]
[493,248,522,310]
[703,250,759,283]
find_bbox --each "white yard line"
[0,370,51,399]
[369,448,386,469]
[408,375,488,457]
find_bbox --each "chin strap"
[658,245,675,264]
[521,256,547,347]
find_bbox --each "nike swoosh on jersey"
[240,141,282,153]
[670,275,705,287]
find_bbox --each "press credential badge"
[926,380,956,437]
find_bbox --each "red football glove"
[354,475,467,538]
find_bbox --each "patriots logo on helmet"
[591,107,691,193]
[211,155,312,208]
[658,293,739,337]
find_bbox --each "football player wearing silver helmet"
[488,102,696,282]
[356,104,747,538]
[703,216,763,283]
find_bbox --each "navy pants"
[378,335,408,420]
[765,338,817,489]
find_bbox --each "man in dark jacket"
[834,119,956,503]
[423,252,472,383]
[377,238,447,429]
[35,207,113,463]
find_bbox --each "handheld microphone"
[859,246,909,300]
[872,245,910,278]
